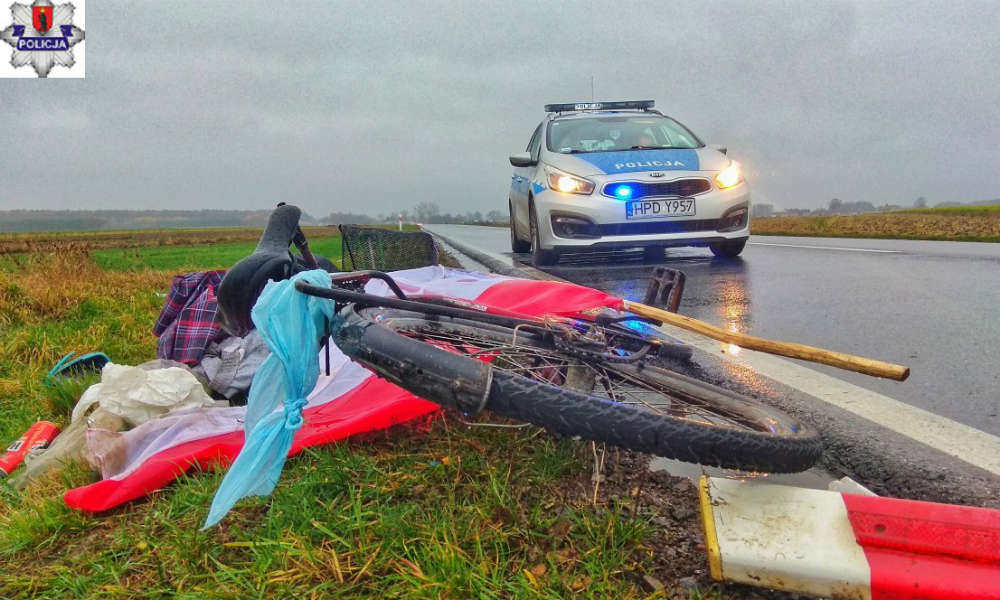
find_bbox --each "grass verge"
[751,207,1000,242]
[901,204,1000,216]
[0,234,788,599]
[92,236,343,272]
[1,412,744,599]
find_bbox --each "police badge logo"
[1,0,85,78]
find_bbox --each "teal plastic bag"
[203,270,334,528]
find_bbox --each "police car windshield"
[547,115,702,154]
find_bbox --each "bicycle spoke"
[390,322,762,432]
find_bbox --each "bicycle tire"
[333,305,822,473]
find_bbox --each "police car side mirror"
[710,144,728,155]
[509,152,537,167]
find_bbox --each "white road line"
[750,242,903,253]
[425,226,1000,477]
[659,326,1000,477]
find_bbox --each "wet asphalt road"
[426,225,1000,437]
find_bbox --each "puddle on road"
[650,456,838,491]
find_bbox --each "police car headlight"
[715,162,743,189]
[546,168,595,195]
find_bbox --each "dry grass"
[0,226,338,255]
[751,210,1000,242]
[0,252,170,439]
[2,251,168,323]
[903,204,1000,215]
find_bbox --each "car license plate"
[626,198,696,219]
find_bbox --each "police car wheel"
[529,205,559,266]
[709,237,748,258]
[509,201,531,253]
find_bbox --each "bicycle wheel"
[333,304,822,473]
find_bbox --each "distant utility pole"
[590,76,595,100]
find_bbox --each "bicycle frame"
[294,271,666,352]
[295,279,542,331]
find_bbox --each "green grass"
[0,278,166,442]
[93,235,344,272]
[0,235,717,598]
[0,414,672,598]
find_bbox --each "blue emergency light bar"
[544,100,655,113]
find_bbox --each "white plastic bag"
[10,407,125,489]
[71,362,219,427]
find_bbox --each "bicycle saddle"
[216,204,335,336]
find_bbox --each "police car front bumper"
[532,181,750,250]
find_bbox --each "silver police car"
[508,100,750,266]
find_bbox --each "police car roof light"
[544,100,655,113]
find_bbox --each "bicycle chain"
[550,330,652,364]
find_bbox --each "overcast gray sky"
[1,0,998,217]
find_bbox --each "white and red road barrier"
[698,475,1000,599]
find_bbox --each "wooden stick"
[622,299,910,381]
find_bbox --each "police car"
[508,100,749,266]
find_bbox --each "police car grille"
[596,219,721,236]
[603,178,711,199]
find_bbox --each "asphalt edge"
[430,229,547,280]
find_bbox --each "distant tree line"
[368,202,507,226]
[7,194,996,233]
[0,205,509,232]
[758,196,998,218]
[319,211,378,225]
[0,209,321,232]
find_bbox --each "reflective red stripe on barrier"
[843,494,1000,600]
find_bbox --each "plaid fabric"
[154,270,227,365]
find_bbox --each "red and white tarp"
[699,476,1000,600]
[66,266,623,512]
